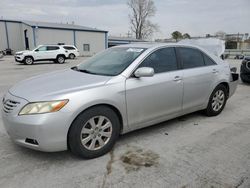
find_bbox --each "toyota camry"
[2,43,239,158]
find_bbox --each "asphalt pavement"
[0,56,249,188]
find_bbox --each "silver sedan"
[2,43,239,158]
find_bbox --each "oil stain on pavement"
[120,146,159,173]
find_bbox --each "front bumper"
[1,92,72,152]
[15,55,25,62]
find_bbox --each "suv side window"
[36,46,47,51]
[179,47,205,69]
[64,46,76,50]
[203,53,216,66]
[47,46,59,51]
[138,47,178,73]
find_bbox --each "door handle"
[173,76,182,81]
[212,69,218,73]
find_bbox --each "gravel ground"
[0,56,249,188]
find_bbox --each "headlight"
[16,53,23,55]
[19,100,68,115]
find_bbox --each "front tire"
[24,57,34,65]
[56,55,65,64]
[205,85,227,116]
[68,106,121,159]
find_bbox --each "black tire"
[240,75,250,83]
[56,55,65,64]
[205,85,227,116]
[24,56,34,65]
[68,106,121,159]
[69,53,75,59]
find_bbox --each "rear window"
[179,47,205,69]
[203,53,217,66]
[63,46,76,50]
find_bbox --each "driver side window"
[139,47,178,73]
[36,46,47,51]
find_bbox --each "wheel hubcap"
[212,90,225,112]
[26,58,32,64]
[80,116,112,150]
[58,57,64,63]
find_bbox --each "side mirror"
[35,49,39,52]
[134,67,154,78]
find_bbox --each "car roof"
[113,42,224,64]
[62,45,76,47]
[113,42,206,50]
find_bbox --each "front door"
[125,47,183,129]
[33,46,48,60]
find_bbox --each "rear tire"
[68,106,120,159]
[56,55,65,64]
[24,57,34,65]
[69,53,75,59]
[205,85,227,116]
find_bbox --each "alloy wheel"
[212,90,225,112]
[80,116,112,151]
[58,57,64,63]
[26,57,33,64]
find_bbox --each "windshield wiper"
[78,69,96,74]
[71,66,111,76]
[71,66,92,73]
[71,66,79,71]
[73,67,98,75]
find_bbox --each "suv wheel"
[205,85,227,116]
[56,55,65,64]
[68,106,121,159]
[24,57,34,65]
[69,53,75,59]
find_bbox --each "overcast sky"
[1,0,249,39]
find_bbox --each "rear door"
[125,47,183,129]
[46,46,60,59]
[177,47,218,111]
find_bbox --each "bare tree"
[128,0,158,39]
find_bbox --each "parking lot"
[0,56,249,188]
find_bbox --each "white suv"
[15,45,69,65]
[62,45,80,59]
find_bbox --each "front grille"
[2,99,20,113]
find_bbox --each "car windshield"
[76,47,146,76]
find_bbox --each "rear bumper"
[229,73,239,98]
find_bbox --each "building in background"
[0,19,108,56]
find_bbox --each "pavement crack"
[101,149,114,188]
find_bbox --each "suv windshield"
[76,47,146,76]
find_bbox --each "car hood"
[16,50,31,54]
[9,69,112,101]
